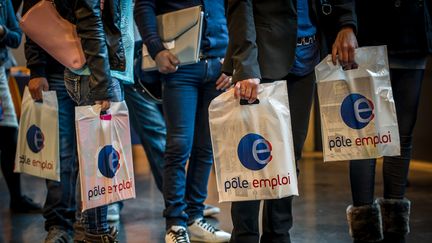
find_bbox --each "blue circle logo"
[340,93,375,129]
[237,133,272,170]
[26,125,45,153]
[98,145,121,178]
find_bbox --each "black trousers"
[0,126,21,201]
[230,72,315,243]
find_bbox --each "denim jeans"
[349,68,424,206]
[161,57,223,229]
[124,84,166,191]
[230,72,316,243]
[44,73,78,232]
[64,69,124,234]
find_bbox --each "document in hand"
[141,6,204,71]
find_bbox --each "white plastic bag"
[14,87,60,181]
[75,101,135,211]
[209,81,298,202]
[315,45,400,162]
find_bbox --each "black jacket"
[24,0,126,101]
[0,0,21,66]
[222,0,356,82]
[355,0,432,57]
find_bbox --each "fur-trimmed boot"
[346,202,384,242]
[377,198,411,243]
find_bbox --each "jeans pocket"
[64,69,82,104]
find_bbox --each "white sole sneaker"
[188,219,231,242]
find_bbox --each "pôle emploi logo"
[340,93,374,129]
[237,133,273,170]
[223,133,292,193]
[98,145,121,178]
[26,124,45,153]
[328,93,392,151]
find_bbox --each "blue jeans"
[162,58,223,229]
[64,69,123,234]
[44,73,78,232]
[349,68,424,206]
[230,72,316,243]
[124,84,166,191]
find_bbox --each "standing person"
[222,0,358,242]
[0,0,42,215]
[346,1,432,243]
[23,0,78,242]
[61,0,134,242]
[134,1,232,243]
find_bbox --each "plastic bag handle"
[239,99,260,105]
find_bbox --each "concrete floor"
[1,153,431,243]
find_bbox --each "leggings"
[349,68,424,206]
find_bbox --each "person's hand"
[28,77,49,101]
[331,26,358,70]
[95,100,110,111]
[155,50,180,74]
[0,26,4,37]
[216,73,232,91]
[234,78,260,103]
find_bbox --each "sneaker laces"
[168,228,189,243]
[196,219,217,234]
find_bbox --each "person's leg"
[43,73,79,242]
[80,77,124,238]
[162,63,201,230]
[379,68,424,243]
[185,58,222,222]
[230,201,261,243]
[0,66,41,213]
[347,159,383,243]
[184,58,230,242]
[124,84,166,191]
[260,73,314,243]
[64,70,122,242]
[0,127,24,203]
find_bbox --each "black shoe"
[10,195,43,214]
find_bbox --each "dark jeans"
[350,68,424,206]
[230,72,315,243]
[44,74,78,231]
[0,126,21,201]
[64,69,123,234]
[162,58,223,229]
[124,84,166,191]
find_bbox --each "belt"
[297,35,316,46]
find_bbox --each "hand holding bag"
[209,81,298,202]
[20,0,86,70]
[14,87,60,181]
[315,45,400,162]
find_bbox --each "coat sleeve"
[332,0,357,32]
[0,0,22,48]
[74,0,113,101]
[222,0,261,82]
[134,0,165,59]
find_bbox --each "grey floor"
[1,156,431,243]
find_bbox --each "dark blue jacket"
[134,0,228,60]
[0,0,21,66]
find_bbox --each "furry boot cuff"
[347,202,384,242]
[376,198,411,235]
